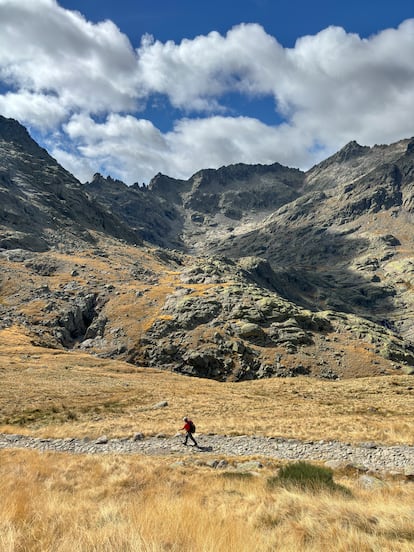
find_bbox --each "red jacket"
[182,421,191,432]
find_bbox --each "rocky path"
[1,433,414,473]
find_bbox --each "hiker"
[181,416,198,446]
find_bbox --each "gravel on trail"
[1,433,414,473]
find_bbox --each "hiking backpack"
[189,420,196,433]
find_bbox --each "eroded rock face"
[57,294,97,344]
[124,257,414,381]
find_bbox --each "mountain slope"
[210,138,414,339]
[1,115,414,381]
[0,116,141,251]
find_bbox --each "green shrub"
[221,471,253,480]
[267,461,351,495]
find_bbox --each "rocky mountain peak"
[305,137,412,192]
[0,115,32,144]
[0,117,142,251]
[88,172,128,192]
[334,140,370,162]
[189,161,298,190]
[0,115,51,160]
[149,172,187,192]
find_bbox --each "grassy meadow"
[1,326,414,550]
[1,449,414,551]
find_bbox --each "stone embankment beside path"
[1,433,414,475]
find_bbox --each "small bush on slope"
[267,461,351,495]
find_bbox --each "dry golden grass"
[1,312,414,551]
[1,326,413,444]
[1,449,414,552]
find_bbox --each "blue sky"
[0,0,413,184]
[59,0,414,47]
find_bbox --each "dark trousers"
[184,431,197,445]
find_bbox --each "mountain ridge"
[0,116,143,251]
[1,115,414,381]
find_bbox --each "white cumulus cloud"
[0,0,413,184]
[0,0,141,116]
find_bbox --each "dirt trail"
[1,433,413,473]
